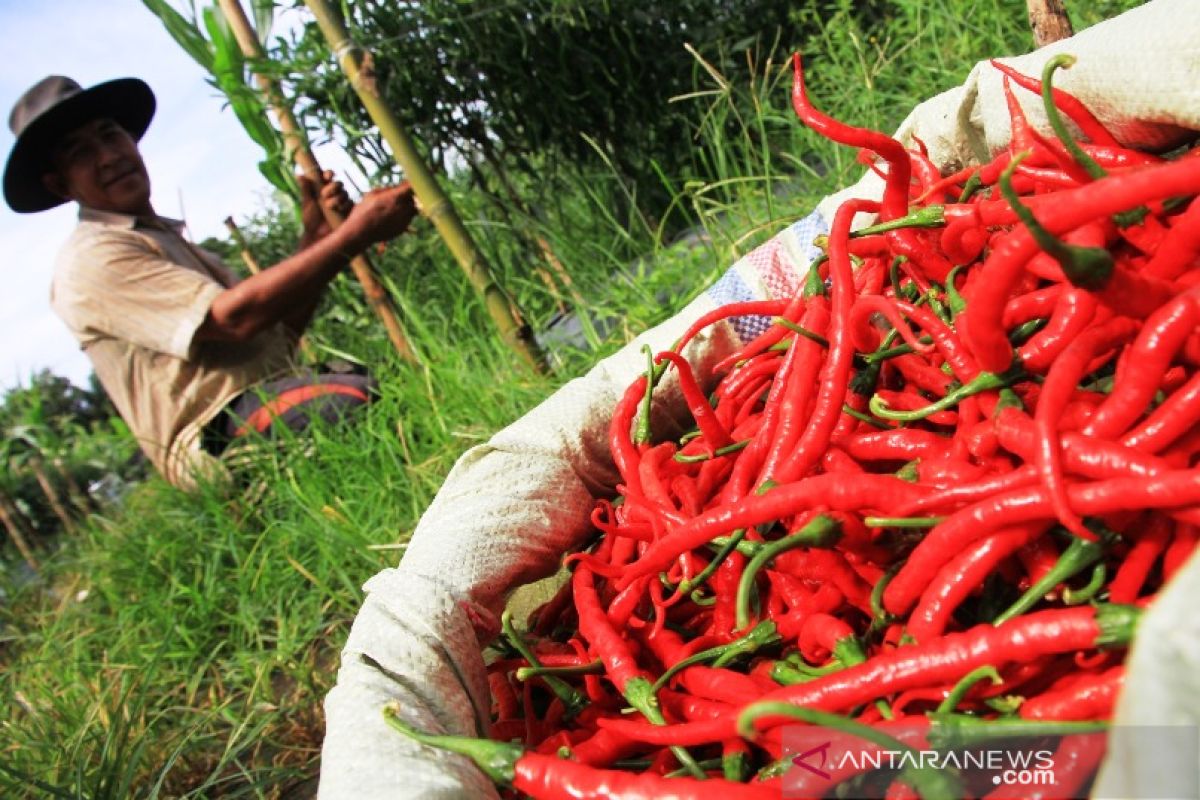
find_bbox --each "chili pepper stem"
[735,515,842,630]
[382,704,520,785]
[936,665,1003,713]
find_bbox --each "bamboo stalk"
[217,0,419,366]
[52,457,94,515]
[224,214,318,363]
[1026,0,1074,47]
[0,491,39,572]
[301,0,547,373]
[30,459,76,533]
[223,215,263,274]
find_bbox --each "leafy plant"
[141,0,300,205]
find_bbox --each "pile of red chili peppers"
[386,53,1200,799]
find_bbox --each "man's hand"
[299,169,354,248]
[341,181,417,252]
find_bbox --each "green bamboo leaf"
[252,0,275,45]
[140,0,214,73]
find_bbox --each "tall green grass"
[0,2,1144,796]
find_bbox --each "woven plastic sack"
[318,2,1200,796]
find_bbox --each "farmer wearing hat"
[4,75,416,488]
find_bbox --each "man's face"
[43,117,152,215]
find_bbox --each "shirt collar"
[78,206,186,233]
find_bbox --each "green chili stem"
[870,366,1024,422]
[673,438,751,463]
[735,515,841,630]
[927,711,1107,749]
[1000,152,1114,290]
[722,749,750,782]
[944,265,967,317]
[771,659,843,685]
[664,758,725,779]
[986,695,1025,715]
[634,345,655,445]
[650,621,779,694]
[956,170,983,203]
[936,665,1003,713]
[869,564,901,635]
[1008,316,1048,346]
[1040,55,1105,181]
[500,611,587,717]
[383,704,521,785]
[864,516,946,529]
[623,677,708,779]
[515,661,604,681]
[993,527,1114,625]
[852,204,946,237]
[772,317,829,348]
[843,404,891,430]
[1063,562,1107,605]
[803,253,827,298]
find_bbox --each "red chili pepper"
[1163,523,1199,581]
[1019,666,1124,721]
[1034,317,1140,539]
[989,59,1119,147]
[776,199,880,483]
[792,55,910,221]
[655,352,731,453]
[1085,292,1200,438]
[885,470,1200,615]
[962,156,1200,373]
[1144,194,1200,280]
[594,605,1139,746]
[906,522,1049,642]
[615,474,931,590]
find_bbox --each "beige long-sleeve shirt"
[50,206,296,488]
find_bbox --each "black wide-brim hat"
[4,76,155,213]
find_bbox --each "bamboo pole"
[223,215,262,274]
[300,0,547,373]
[217,0,419,366]
[0,491,39,572]
[1026,0,1074,47]
[224,214,318,362]
[30,459,76,533]
[52,457,94,515]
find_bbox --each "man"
[3,75,416,488]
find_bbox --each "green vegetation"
[1,1,1144,796]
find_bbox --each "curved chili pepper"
[906,522,1049,642]
[1020,666,1124,722]
[385,705,781,799]
[989,59,1119,147]
[1085,292,1200,439]
[791,55,910,221]
[961,155,1200,373]
[775,198,881,483]
[655,351,731,453]
[595,605,1139,746]
[1108,514,1171,603]
[675,298,792,355]
[757,301,830,483]
[1144,194,1200,280]
[1034,317,1140,539]
[883,471,1200,615]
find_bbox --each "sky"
[0,0,358,390]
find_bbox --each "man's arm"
[197,180,414,344]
